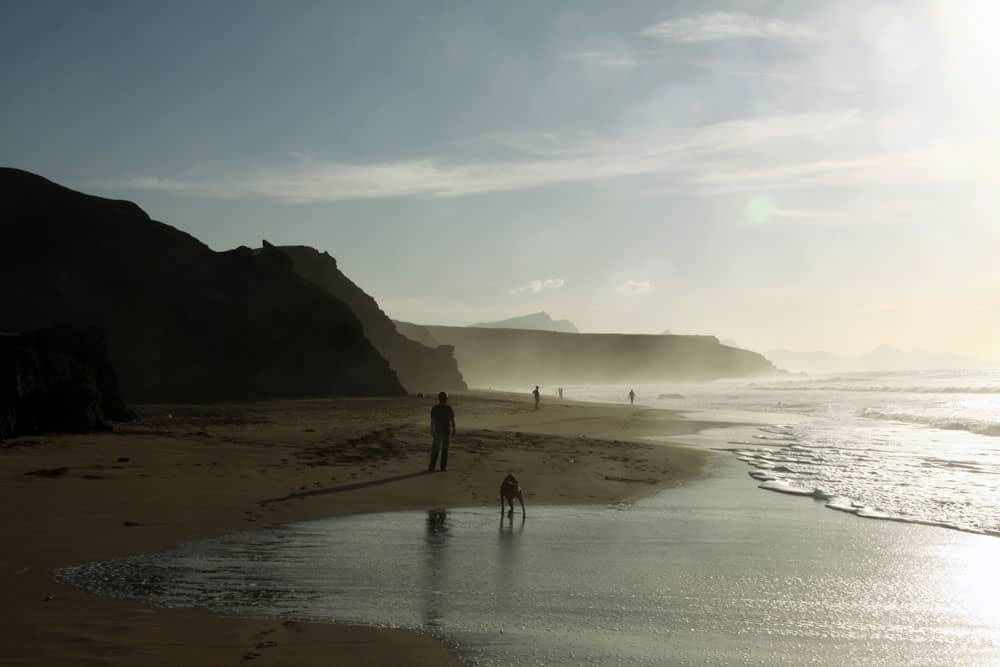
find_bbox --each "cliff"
[409,325,778,387]
[392,320,441,349]
[276,246,466,393]
[0,168,405,401]
[0,327,134,439]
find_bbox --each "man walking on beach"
[629,389,636,405]
[429,391,456,472]
[532,385,540,410]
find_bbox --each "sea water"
[566,369,1000,536]
[59,461,1000,666]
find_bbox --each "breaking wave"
[860,409,1000,438]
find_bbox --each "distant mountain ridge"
[471,311,578,333]
[275,246,466,393]
[0,168,404,400]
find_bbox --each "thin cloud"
[565,49,856,95]
[568,51,637,68]
[508,278,565,296]
[683,142,993,195]
[123,110,862,203]
[640,12,818,44]
[617,280,652,294]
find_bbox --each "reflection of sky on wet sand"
[60,462,1000,666]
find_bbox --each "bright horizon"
[3,1,999,362]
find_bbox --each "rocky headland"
[0,168,404,401]
[399,324,779,386]
[275,245,466,393]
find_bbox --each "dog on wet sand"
[500,474,525,517]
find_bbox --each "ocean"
[565,369,1000,537]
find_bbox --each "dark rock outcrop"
[0,327,134,439]
[407,325,779,387]
[276,246,466,394]
[0,168,404,401]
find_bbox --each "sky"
[3,1,999,361]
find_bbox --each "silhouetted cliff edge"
[0,168,404,400]
[275,246,466,393]
[400,325,779,386]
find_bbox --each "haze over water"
[572,369,1000,536]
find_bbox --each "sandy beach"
[0,391,719,666]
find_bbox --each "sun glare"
[934,0,1000,113]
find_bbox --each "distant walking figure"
[428,392,456,472]
[532,385,540,410]
[628,389,636,405]
[558,387,563,399]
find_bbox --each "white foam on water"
[861,408,1000,438]
[570,373,1000,537]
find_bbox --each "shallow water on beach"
[60,462,1000,666]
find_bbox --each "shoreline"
[0,391,724,666]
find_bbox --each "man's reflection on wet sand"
[422,509,450,628]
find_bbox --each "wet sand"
[0,391,718,666]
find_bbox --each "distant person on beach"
[428,392,455,472]
[558,387,563,399]
[628,389,636,405]
[533,386,540,410]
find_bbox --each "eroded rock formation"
[0,327,133,439]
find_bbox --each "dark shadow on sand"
[259,470,430,505]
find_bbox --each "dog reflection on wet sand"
[499,474,525,517]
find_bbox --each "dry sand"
[0,391,723,666]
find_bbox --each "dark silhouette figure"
[428,391,455,471]
[629,389,636,405]
[500,473,526,517]
[532,385,540,410]
[558,387,563,399]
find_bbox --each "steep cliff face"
[0,169,404,401]
[277,246,466,393]
[414,325,779,387]
[392,320,441,349]
[0,327,134,439]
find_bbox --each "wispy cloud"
[123,110,864,202]
[508,278,565,296]
[617,280,652,294]
[568,51,637,68]
[640,12,818,44]
[684,142,994,194]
